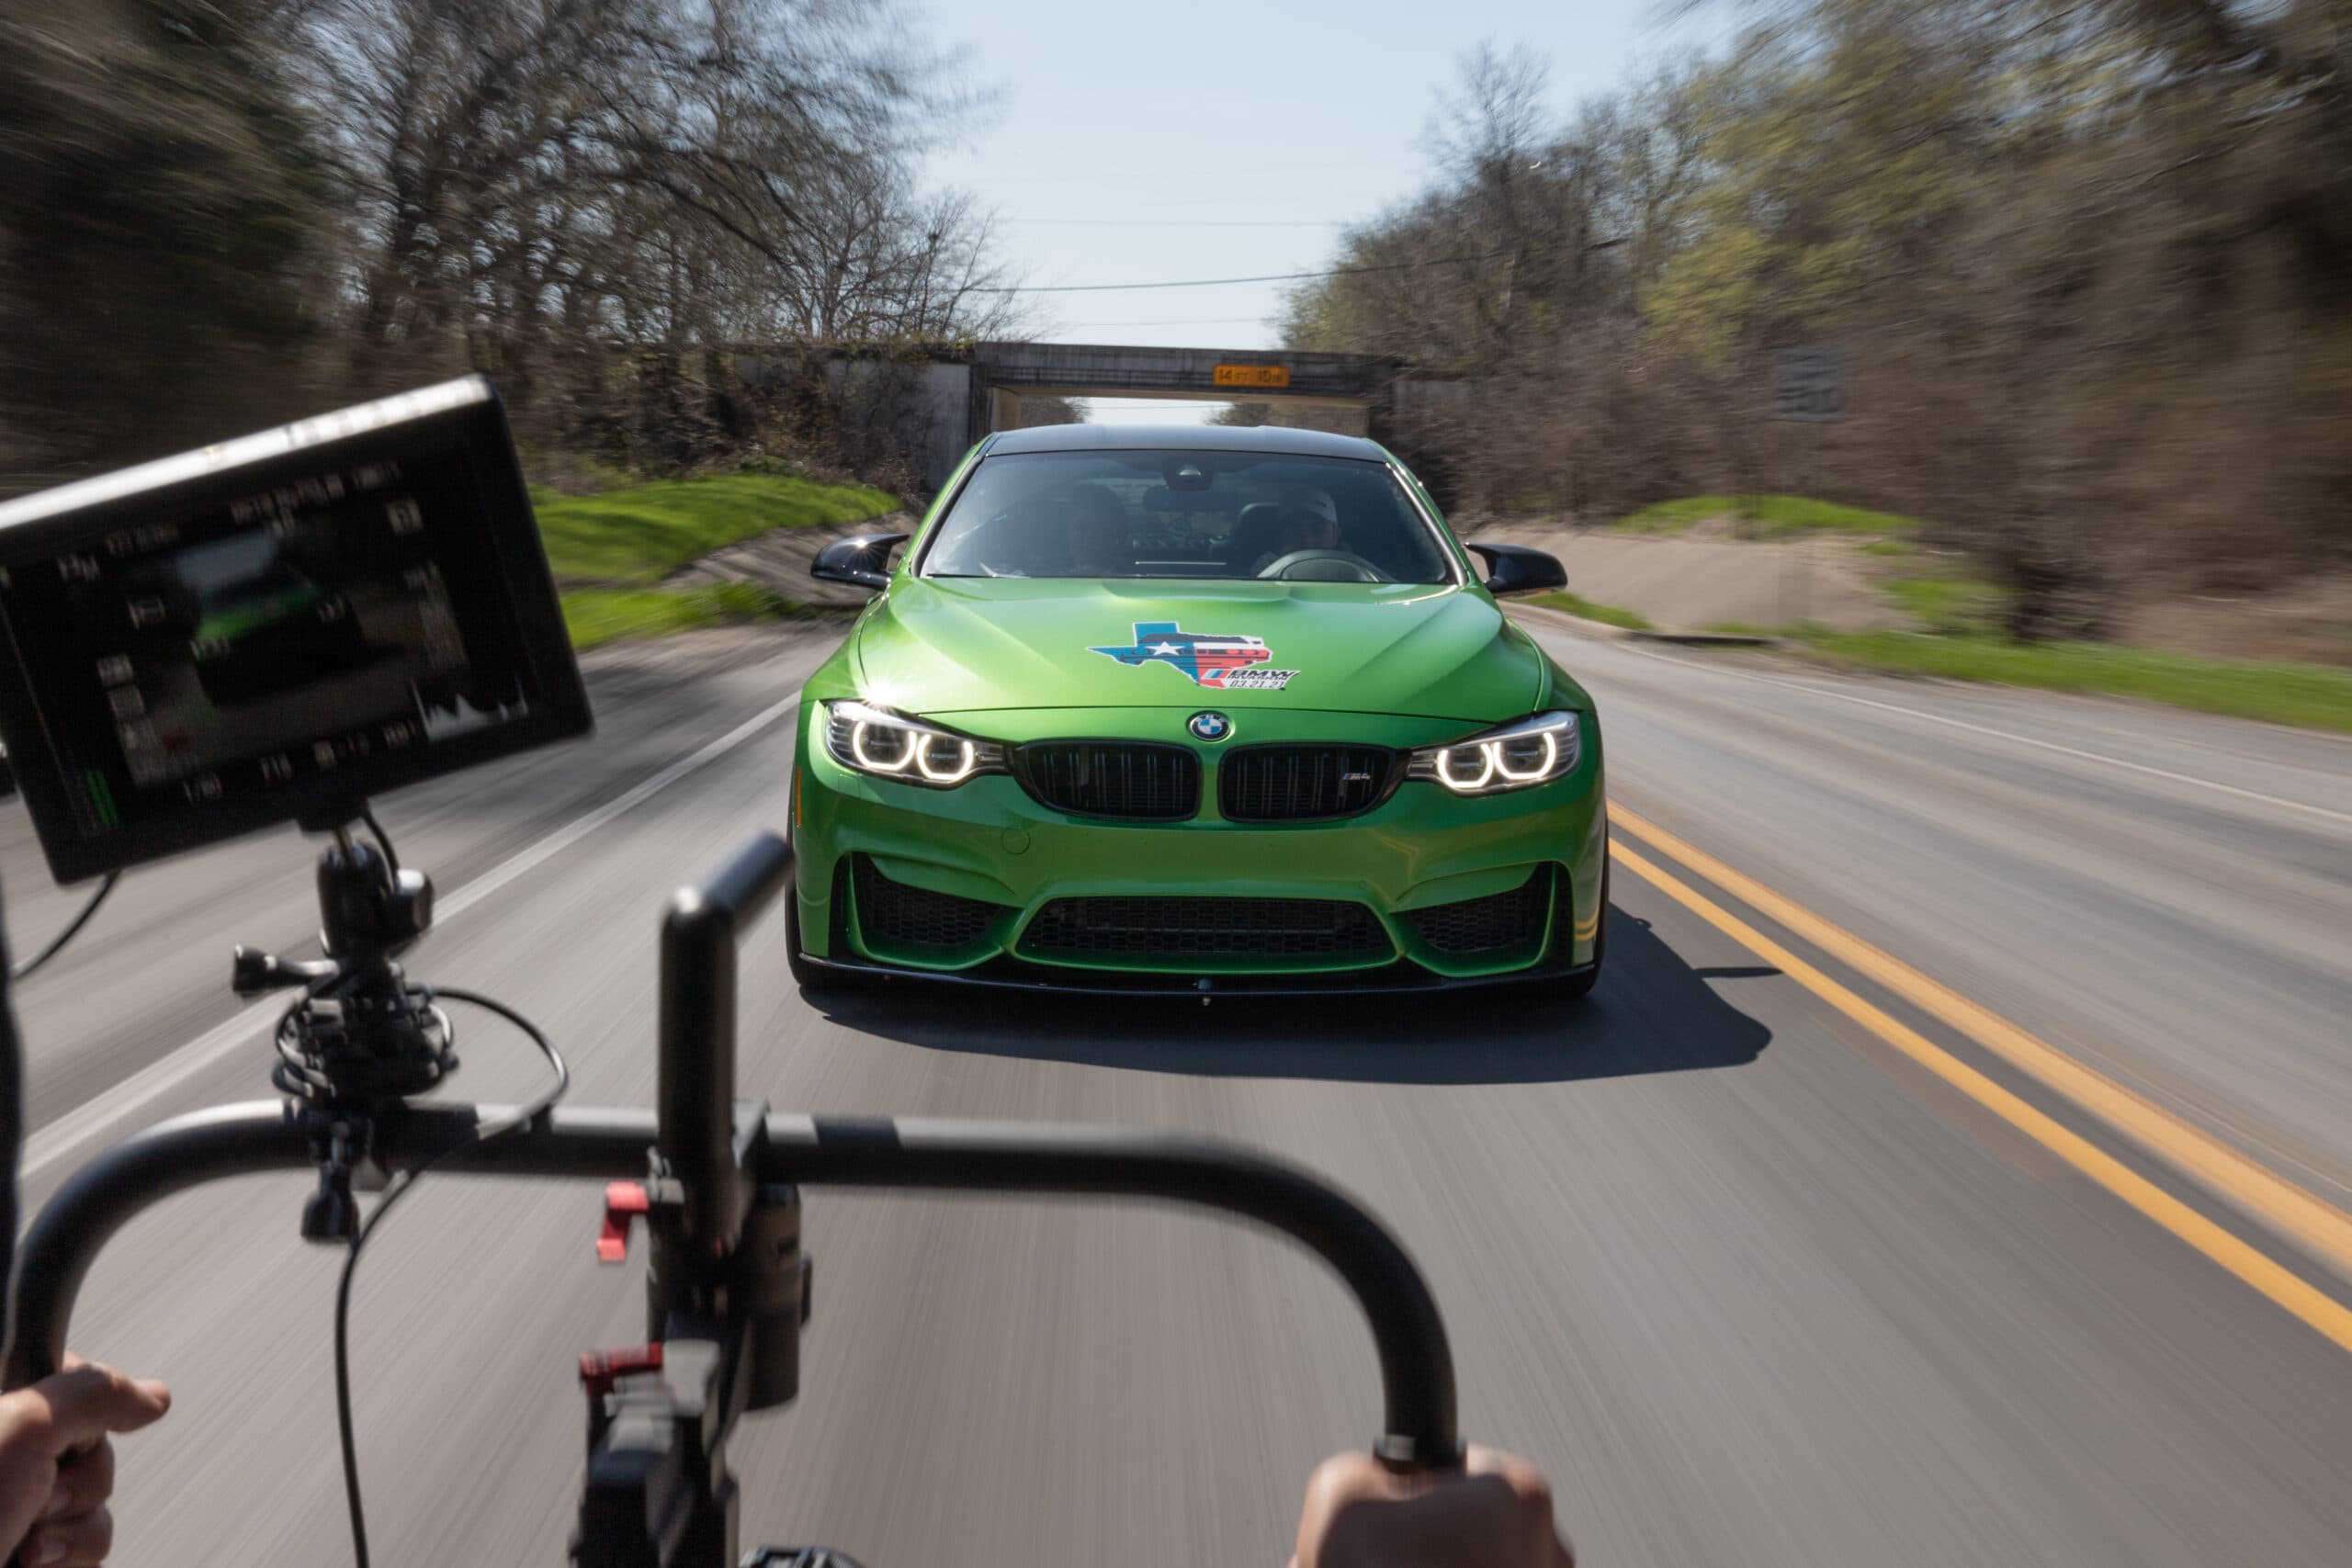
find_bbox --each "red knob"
[596,1181,650,1262]
[578,1343,664,1402]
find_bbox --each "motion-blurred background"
[8,0,2349,678]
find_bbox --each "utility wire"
[1006,218,1347,228]
[1054,317,1280,329]
[970,237,1623,295]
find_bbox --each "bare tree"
[1286,2,2352,631]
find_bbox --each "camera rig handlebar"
[4,829,1460,1565]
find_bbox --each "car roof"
[983,423,1388,461]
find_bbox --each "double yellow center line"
[1608,804,2352,1356]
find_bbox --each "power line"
[972,239,1620,296]
[974,253,1495,295]
[1005,218,1347,229]
[1053,316,1276,328]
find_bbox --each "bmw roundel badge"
[1188,711,1232,743]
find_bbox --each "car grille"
[1019,897,1392,961]
[853,855,1001,950]
[1016,742,1199,820]
[1217,745,1396,822]
[1402,868,1553,957]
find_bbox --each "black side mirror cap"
[1465,540,1566,597]
[811,531,910,592]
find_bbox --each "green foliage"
[1883,573,2005,633]
[1792,633,2352,733]
[560,584,812,650]
[1645,12,1995,358]
[535,474,899,586]
[1858,538,1916,557]
[1530,592,1655,630]
[1615,495,1920,536]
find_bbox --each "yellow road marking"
[1610,806,2352,1280]
[1608,834,2352,1356]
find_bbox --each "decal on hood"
[1089,621,1299,691]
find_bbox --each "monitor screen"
[0,378,591,880]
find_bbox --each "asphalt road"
[6,614,2351,1567]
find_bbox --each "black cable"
[329,987,569,1568]
[358,807,400,875]
[8,872,119,981]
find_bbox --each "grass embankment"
[1792,562,2352,732]
[533,472,899,648]
[1529,592,1654,630]
[560,584,809,651]
[1800,631,2352,730]
[1614,494,1920,537]
[1632,497,2352,729]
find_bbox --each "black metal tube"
[659,832,791,1244]
[5,1105,311,1388]
[761,1115,1461,1468]
[6,1101,1458,1468]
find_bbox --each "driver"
[1250,486,1344,575]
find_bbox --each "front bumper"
[791,703,1607,987]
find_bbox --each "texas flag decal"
[1089,622,1299,691]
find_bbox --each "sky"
[923,0,1723,421]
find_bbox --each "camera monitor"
[0,378,592,883]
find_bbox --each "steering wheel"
[1256,549,1390,583]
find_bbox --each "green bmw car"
[786,424,1607,997]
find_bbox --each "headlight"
[1405,711,1581,795]
[821,699,1006,788]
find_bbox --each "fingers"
[1296,1445,1574,1568]
[28,1365,170,1453]
[17,1504,112,1567]
[42,1438,115,1522]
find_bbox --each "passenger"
[1051,485,1133,576]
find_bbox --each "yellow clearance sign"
[1213,364,1291,389]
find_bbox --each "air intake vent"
[1402,868,1552,957]
[1021,896,1392,962]
[853,855,1002,950]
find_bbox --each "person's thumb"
[29,1362,170,1453]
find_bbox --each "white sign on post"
[1771,347,1848,423]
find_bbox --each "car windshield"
[920,450,1457,585]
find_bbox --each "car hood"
[853,577,1545,723]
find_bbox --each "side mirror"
[811,531,910,593]
[1465,540,1566,597]
[0,747,14,800]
